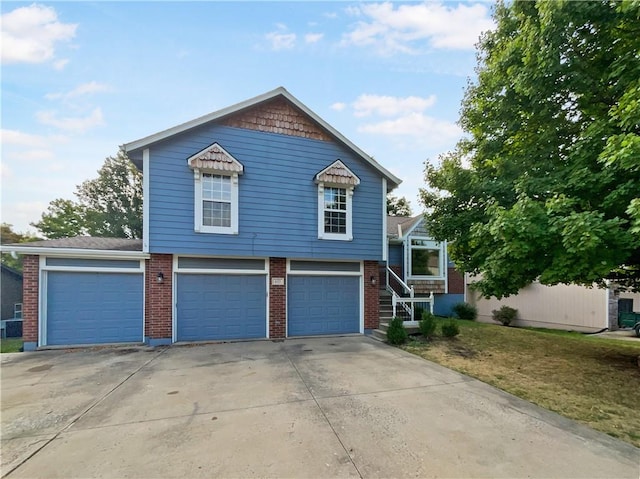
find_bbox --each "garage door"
[176,274,267,341]
[46,271,143,345]
[288,275,360,336]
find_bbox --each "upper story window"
[202,174,232,228]
[408,237,445,279]
[324,187,347,234]
[188,143,243,234]
[315,160,360,241]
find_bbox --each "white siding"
[467,279,609,332]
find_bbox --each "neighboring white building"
[465,275,640,332]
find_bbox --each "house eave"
[0,245,149,259]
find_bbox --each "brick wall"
[222,97,332,141]
[22,255,39,343]
[364,260,380,330]
[145,254,173,340]
[269,257,286,339]
[447,267,465,294]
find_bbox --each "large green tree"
[421,0,640,298]
[32,149,143,239]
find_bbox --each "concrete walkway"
[1,337,638,478]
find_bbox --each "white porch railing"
[386,266,435,323]
[392,293,434,323]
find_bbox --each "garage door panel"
[288,276,360,336]
[176,274,266,341]
[47,272,143,346]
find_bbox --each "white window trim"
[193,170,239,235]
[317,183,354,241]
[406,236,446,280]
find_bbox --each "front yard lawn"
[402,319,640,448]
[0,338,23,353]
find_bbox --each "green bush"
[492,305,518,326]
[441,319,460,338]
[387,316,408,345]
[452,302,478,320]
[419,311,437,338]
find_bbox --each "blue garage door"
[176,274,266,341]
[288,276,360,336]
[47,271,143,346]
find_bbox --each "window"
[324,187,347,234]
[315,160,360,241]
[202,174,231,228]
[187,142,243,235]
[14,303,22,320]
[409,238,444,278]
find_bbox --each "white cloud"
[1,129,67,147]
[45,81,111,101]
[36,108,105,133]
[0,162,12,180]
[265,25,296,50]
[358,112,462,147]
[331,102,347,111]
[304,33,324,44]
[1,4,77,65]
[53,58,70,70]
[20,149,55,161]
[343,2,493,54]
[353,94,436,118]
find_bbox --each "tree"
[32,149,143,239]
[1,223,40,271]
[421,0,640,298]
[387,195,413,216]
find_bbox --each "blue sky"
[1,1,494,233]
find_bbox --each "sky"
[1,1,495,234]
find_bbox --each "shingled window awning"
[315,160,360,187]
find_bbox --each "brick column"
[22,255,39,351]
[269,257,286,339]
[364,260,380,331]
[145,254,173,345]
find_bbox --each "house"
[465,276,640,332]
[3,87,407,351]
[1,264,23,337]
[383,215,464,320]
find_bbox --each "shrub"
[452,302,478,321]
[387,316,408,345]
[441,319,460,338]
[492,305,518,326]
[419,311,437,338]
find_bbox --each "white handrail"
[386,266,414,298]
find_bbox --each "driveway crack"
[283,348,364,479]
[2,347,167,479]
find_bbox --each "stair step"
[370,329,387,342]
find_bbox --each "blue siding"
[176,274,267,341]
[433,294,465,317]
[388,243,403,267]
[148,126,384,260]
[47,272,143,345]
[288,276,359,336]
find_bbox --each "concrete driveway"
[1,337,638,478]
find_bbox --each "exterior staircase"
[371,289,419,342]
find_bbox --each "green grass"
[0,338,23,353]
[402,319,640,448]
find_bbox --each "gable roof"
[387,215,423,239]
[123,87,401,189]
[315,160,360,187]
